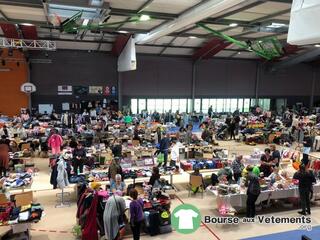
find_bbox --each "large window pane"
[147,99,156,113]
[138,99,146,113]
[155,99,164,113]
[244,98,250,112]
[251,98,257,107]
[238,99,244,112]
[224,99,231,112]
[131,99,137,114]
[188,99,192,113]
[230,98,238,112]
[172,99,179,112]
[217,99,224,112]
[163,99,172,113]
[202,99,210,113]
[209,99,217,112]
[179,99,187,113]
[194,99,201,113]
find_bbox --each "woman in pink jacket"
[48,129,63,155]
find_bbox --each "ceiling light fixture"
[238,51,241,54]
[82,19,89,26]
[139,15,150,21]
[229,23,238,27]
[118,30,129,34]
[189,36,197,39]
[315,44,320,48]
[267,22,287,28]
[21,23,34,26]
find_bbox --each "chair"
[188,175,204,198]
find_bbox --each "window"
[259,98,271,111]
[250,98,257,107]
[194,99,201,113]
[164,99,172,113]
[209,99,217,112]
[155,99,164,113]
[179,99,187,113]
[188,99,193,113]
[243,98,250,112]
[147,99,156,113]
[138,99,146,113]
[238,98,243,112]
[224,99,231,112]
[131,99,137,114]
[202,99,210,113]
[216,99,224,112]
[172,99,180,112]
[230,99,238,112]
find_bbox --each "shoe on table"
[298,211,306,215]
[307,210,311,215]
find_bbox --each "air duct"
[135,0,249,44]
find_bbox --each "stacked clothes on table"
[122,168,153,179]
[87,172,108,182]
[3,173,32,188]
[180,159,223,171]
[0,203,43,225]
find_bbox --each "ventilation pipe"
[135,0,249,44]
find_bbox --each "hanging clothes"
[103,195,126,240]
[57,158,69,189]
[50,163,58,189]
[82,193,99,240]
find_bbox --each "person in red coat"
[0,136,9,177]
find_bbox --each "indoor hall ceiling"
[0,0,315,62]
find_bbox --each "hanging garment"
[57,158,69,189]
[82,193,99,240]
[103,196,126,240]
[48,134,63,155]
[50,163,58,189]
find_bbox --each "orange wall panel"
[0,49,29,116]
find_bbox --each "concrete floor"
[16,141,320,240]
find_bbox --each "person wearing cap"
[90,182,102,191]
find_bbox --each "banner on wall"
[58,85,72,95]
[89,86,103,94]
[74,86,89,95]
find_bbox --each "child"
[129,188,144,240]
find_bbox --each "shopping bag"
[157,153,164,164]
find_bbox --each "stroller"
[215,124,228,140]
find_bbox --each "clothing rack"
[55,188,71,208]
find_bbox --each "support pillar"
[310,66,316,112]
[118,71,122,111]
[191,61,197,112]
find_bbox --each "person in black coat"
[158,133,170,168]
[73,142,86,174]
[293,165,316,215]
[245,166,261,218]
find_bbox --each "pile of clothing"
[3,173,32,188]
[87,172,108,182]
[180,159,223,171]
[0,203,43,225]
[122,168,153,179]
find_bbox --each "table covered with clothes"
[208,183,320,214]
